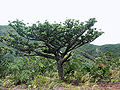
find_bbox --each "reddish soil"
[0,82,120,90]
[98,82,120,90]
[54,82,120,90]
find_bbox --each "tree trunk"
[57,60,64,80]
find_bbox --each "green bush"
[0,79,3,86]
[1,56,57,85]
[32,75,49,88]
[0,46,13,77]
[90,63,112,82]
[2,75,15,88]
[63,56,113,83]
[111,69,120,82]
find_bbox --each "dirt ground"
[1,82,120,90]
[98,82,120,90]
[55,82,120,90]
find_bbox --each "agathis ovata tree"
[0,18,103,80]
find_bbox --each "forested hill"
[76,43,120,57]
[0,25,9,35]
[0,25,120,57]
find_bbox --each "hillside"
[0,25,9,35]
[76,43,120,57]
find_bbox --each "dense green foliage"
[0,46,13,77]
[0,46,120,89]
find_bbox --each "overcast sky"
[0,0,120,45]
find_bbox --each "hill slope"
[76,43,120,57]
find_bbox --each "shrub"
[32,75,49,88]
[2,75,15,88]
[90,63,112,82]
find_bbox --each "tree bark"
[57,60,64,80]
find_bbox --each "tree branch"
[80,52,96,63]
[62,52,72,64]
[62,28,87,57]
[31,49,56,60]
[12,46,56,60]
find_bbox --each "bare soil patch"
[1,82,120,90]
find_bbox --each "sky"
[0,0,120,45]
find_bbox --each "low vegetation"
[0,46,120,89]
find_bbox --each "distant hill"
[75,43,120,57]
[0,25,9,35]
[0,25,120,57]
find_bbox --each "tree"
[0,18,103,80]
